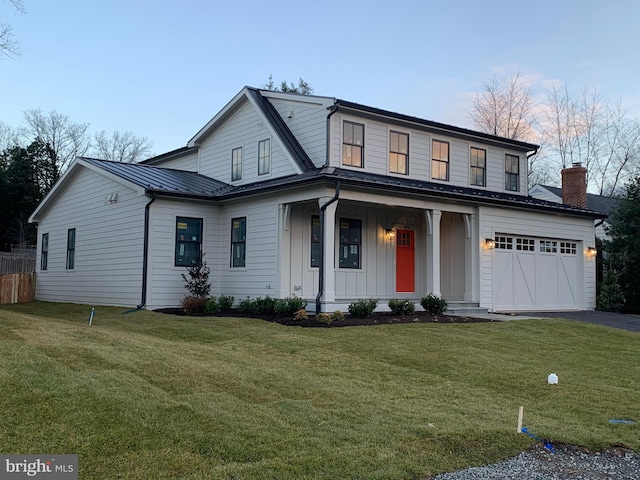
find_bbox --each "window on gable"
[470,147,486,187]
[231,217,246,268]
[389,131,409,175]
[66,228,75,270]
[258,139,270,176]
[175,217,203,266]
[432,139,449,181]
[339,218,361,269]
[311,215,320,268]
[231,147,242,181]
[505,154,519,191]
[342,121,364,168]
[41,233,49,271]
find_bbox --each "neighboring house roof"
[533,185,620,217]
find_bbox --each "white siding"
[479,206,596,311]
[198,99,299,183]
[34,167,147,306]
[268,98,328,168]
[147,152,199,172]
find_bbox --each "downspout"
[137,193,157,309]
[315,182,340,314]
[324,103,340,166]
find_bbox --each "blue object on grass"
[609,419,636,425]
[521,426,556,453]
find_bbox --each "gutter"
[315,182,340,314]
[137,193,157,309]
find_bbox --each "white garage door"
[493,235,580,311]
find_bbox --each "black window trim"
[342,120,365,168]
[231,216,247,268]
[470,146,487,187]
[66,228,75,270]
[389,130,409,175]
[258,138,270,176]
[175,217,203,267]
[505,153,520,192]
[41,233,49,271]
[432,138,450,181]
[231,146,242,181]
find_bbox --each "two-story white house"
[29,86,604,312]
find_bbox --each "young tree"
[603,177,640,313]
[264,75,314,95]
[92,130,153,163]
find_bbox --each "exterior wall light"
[485,238,496,249]
[385,228,395,239]
[587,246,597,257]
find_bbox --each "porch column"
[464,213,478,302]
[319,196,339,307]
[426,209,442,297]
[277,204,292,299]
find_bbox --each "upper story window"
[231,217,246,268]
[41,233,49,271]
[342,121,364,168]
[175,217,202,267]
[432,139,449,181]
[339,218,361,269]
[389,131,409,175]
[505,154,519,191]
[258,139,270,176]
[470,147,486,187]
[66,228,75,270]
[231,147,242,181]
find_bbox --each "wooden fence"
[0,273,36,304]
[0,253,36,304]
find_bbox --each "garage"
[492,235,581,311]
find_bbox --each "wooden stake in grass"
[517,406,524,433]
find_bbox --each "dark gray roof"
[81,157,230,198]
[540,185,619,216]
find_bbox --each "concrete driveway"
[516,310,640,333]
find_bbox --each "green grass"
[0,302,638,479]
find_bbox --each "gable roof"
[534,185,620,217]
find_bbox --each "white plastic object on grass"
[547,373,558,384]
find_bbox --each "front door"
[396,229,415,292]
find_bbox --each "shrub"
[348,298,378,318]
[218,295,235,312]
[331,310,345,322]
[293,309,308,321]
[274,297,308,316]
[182,295,207,315]
[254,296,276,315]
[388,298,416,315]
[237,297,257,314]
[181,254,211,298]
[204,297,220,314]
[316,313,333,325]
[421,294,447,315]
[597,270,625,312]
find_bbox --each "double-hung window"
[258,139,270,176]
[66,228,75,270]
[505,154,519,191]
[432,139,449,181]
[175,217,203,266]
[231,217,246,268]
[339,218,361,269]
[389,131,409,174]
[231,147,242,181]
[470,147,486,187]
[41,233,49,271]
[342,121,364,168]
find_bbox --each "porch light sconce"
[485,238,496,249]
[385,228,396,239]
[587,246,597,257]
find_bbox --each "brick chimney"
[561,163,587,209]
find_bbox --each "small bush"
[597,270,625,312]
[204,297,220,314]
[348,298,378,318]
[254,296,276,315]
[274,297,308,316]
[237,297,257,314]
[294,309,308,321]
[388,298,416,315]
[421,294,447,314]
[182,295,207,315]
[331,310,345,322]
[218,295,234,312]
[316,313,333,325]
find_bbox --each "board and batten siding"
[268,98,329,168]
[478,205,596,311]
[34,167,147,306]
[198,99,299,184]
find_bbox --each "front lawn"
[0,302,638,479]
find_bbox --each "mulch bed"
[154,308,496,328]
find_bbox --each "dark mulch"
[154,308,496,328]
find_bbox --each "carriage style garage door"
[492,235,580,311]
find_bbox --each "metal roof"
[538,185,619,217]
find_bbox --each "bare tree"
[92,130,153,163]
[0,121,18,151]
[468,71,538,141]
[21,109,90,171]
[1,0,25,59]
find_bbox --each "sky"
[2,0,640,156]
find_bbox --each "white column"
[426,209,442,297]
[320,197,339,306]
[277,204,291,299]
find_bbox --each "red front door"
[396,229,415,292]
